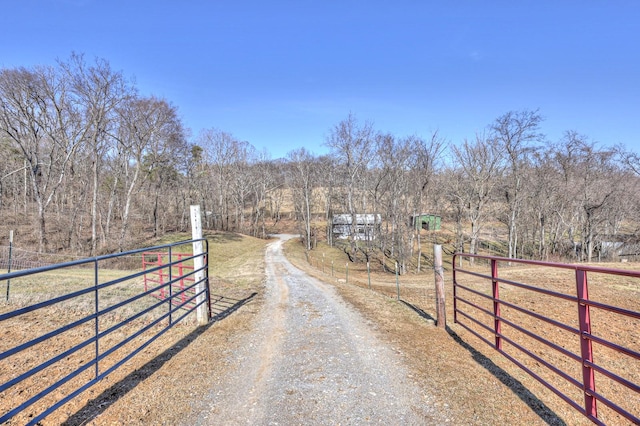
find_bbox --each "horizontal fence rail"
[453,253,640,425]
[0,239,210,425]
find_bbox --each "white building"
[332,214,381,240]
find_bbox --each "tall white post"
[190,205,209,325]
[434,244,446,328]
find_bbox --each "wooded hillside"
[2,56,640,267]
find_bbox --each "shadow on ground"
[63,292,257,426]
[204,231,244,244]
[445,326,567,426]
[399,299,436,323]
[399,299,566,425]
[210,292,257,321]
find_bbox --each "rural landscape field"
[1,15,639,423]
[1,223,638,424]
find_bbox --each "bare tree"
[374,134,415,273]
[115,96,183,248]
[491,109,543,259]
[101,141,127,246]
[229,141,256,233]
[249,151,277,239]
[444,165,468,258]
[525,149,561,259]
[411,132,446,271]
[0,65,86,251]
[326,113,375,213]
[449,135,504,258]
[0,134,25,212]
[197,129,241,231]
[287,148,317,250]
[618,145,640,178]
[141,103,187,238]
[62,53,130,253]
[325,113,375,260]
[552,132,622,262]
[183,144,208,228]
[315,154,338,246]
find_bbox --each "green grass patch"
[206,231,271,290]
[2,231,271,313]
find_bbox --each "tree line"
[1,56,639,269]
[295,112,640,272]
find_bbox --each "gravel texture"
[190,235,447,425]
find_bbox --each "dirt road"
[190,235,448,425]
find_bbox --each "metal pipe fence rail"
[452,253,640,425]
[0,239,210,425]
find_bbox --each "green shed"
[411,213,441,231]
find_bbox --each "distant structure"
[410,213,441,231]
[332,214,381,241]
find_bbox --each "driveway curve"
[192,235,446,425]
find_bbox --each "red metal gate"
[453,253,639,425]
[143,252,196,309]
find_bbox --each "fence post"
[5,230,13,302]
[492,259,502,350]
[452,253,458,323]
[168,246,173,325]
[191,205,209,326]
[576,269,597,419]
[434,245,446,328]
[94,258,99,379]
[395,261,400,300]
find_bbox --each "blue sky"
[1,1,638,159]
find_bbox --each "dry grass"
[453,259,639,425]
[3,229,637,425]
[300,239,444,321]
[288,238,639,425]
[0,231,270,425]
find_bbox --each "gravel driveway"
[190,235,447,425]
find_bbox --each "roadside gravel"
[190,235,450,425]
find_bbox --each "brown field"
[0,232,268,425]
[1,230,638,425]
[297,242,640,425]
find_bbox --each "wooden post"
[434,244,446,328]
[367,261,371,289]
[190,205,209,326]
[6,230,13,302]
[395,261,400,300]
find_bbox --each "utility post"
[434,244,446,328]
[190,205,209,325]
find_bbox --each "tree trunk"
[37,203,47,253]
[91,157,98,255]
[416,231,422,273]
[153,188,160,238]
[119,164,140,251]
